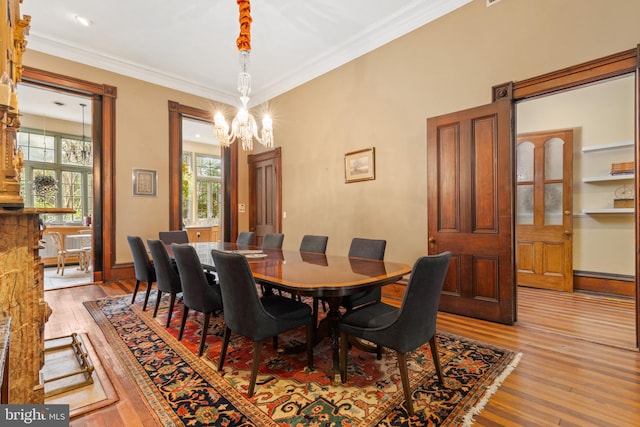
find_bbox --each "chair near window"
[158,230,189,244]
[126,235,157,311]
[50,231,86,276]
[147,239,183,327]
[172,243,223,356]
[236,231,255,246]
[339,251,452,416]
[211,249,314,398]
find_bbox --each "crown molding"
[25,0,471,107]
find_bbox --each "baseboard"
[573,270,635,297]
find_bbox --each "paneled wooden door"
[248,148,282,246]
[516,130,573,292]
[427,100,515,324]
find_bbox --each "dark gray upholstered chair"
[299,234,328,253]
[159,230,189,244]
[211,249,314,398]
[299,235,329,313]
[172,243,223,356]
[300,234,329,312]
[127,235,156,311]
[236,231,255,246]
[147,239,183,327]
[342,238,387,310]
[261,232,284,249]
[339,251,452,416]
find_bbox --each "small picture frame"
[345,147,375,183]
[132,169,157,196]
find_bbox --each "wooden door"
[248,148,282,246]
[427,100,515,324]
[516,130,573,291]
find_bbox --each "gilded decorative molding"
[13,15,30,82]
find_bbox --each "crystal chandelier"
[64,103,91,165]
[213,0,273,151]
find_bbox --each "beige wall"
[272,0,640,264]
[22,0,640,270]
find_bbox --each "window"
[18,128,93,224]
[182,151,221,225]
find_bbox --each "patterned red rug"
[85,294,521,426]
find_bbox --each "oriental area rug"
[85,294,521,426]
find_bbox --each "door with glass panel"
[516,129,573,291]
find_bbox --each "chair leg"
[131,280,141,304]
[166,294,177,327]
[397,352,414,416]
[142,281,153,311]
[198,312,211,357]
[306,323,314,371]
[153,290,163,318]
[429,335,444,384]
[272,336,278,350]
[247,340,263,398]
[217,326,232,371]
[178,306,189,341]
[340,331,348,383]
[376,344,383,360]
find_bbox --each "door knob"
[564,230,572,236]
[428,237,436,244]
[564,210,571,216]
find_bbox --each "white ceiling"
[18,0,471,142]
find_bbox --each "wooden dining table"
[176,241,412,370]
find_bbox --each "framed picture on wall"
[132,168,157,196]
[344,147,375,183]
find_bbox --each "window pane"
[196,155,221,178]
[87,173,93,217]
[18,132,55,162]
[182,153,193,222]
[196,181,221,221]
[544,182,563,225]
[61,170,83,221]
[196,181,209,219]
[516,184,533,225]
[516,141,534,182]
[62,137,92,166]
[544,137,564,180]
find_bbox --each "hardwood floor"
[45,282,640,426]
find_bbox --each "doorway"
[17,82,95,287]
[181,117,223,242]
[515,73,636,348]
[168,101,239,242]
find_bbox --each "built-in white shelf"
[582,208,634,215]
[582,174,634,183]
[582,140,634,153]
